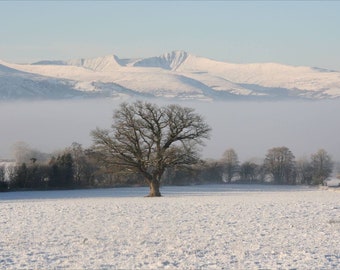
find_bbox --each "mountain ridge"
[1,51,340,101]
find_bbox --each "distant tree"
[240,161,260,183]
[11,163,29,188]
[221,148,239,183]
[0,166,5,182]
[163,165,200,186]
[197,160,224,184]
[263,146,296,184]
[310,149,333,185]
[8,160,47,189]
[296,158,313,185]
[67,142,96,186]
[91,101,211,196]
[48,157,60,187]
[0,166,7,191]
[48,153,74,188]
[67,142,84,185]
[58,153,74,187]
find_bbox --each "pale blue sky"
[1,1,340,70]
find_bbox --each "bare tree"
[91,101,211,197]
[263,146,296,184]
[296,157,313,185]
[221,148,239,183]
[240,161,260,183]
[311,149,333,185]
[66,142,96,186]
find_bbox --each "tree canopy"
[221,148,239,183]
[91,101,211,196]
[311,149,333,185]
[264,146,296,184]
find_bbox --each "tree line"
[0,101,337,193]
[0,144,334,192]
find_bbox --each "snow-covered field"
[1,185,339,269]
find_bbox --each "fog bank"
[0,98,339,162]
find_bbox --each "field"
[1,185,339,269]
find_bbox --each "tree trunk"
[147,180,161,197]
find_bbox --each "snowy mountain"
[134,50,189,70]
[1,51,340,100]
[0,60,92,100]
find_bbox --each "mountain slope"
[0,60,93,100]
[133,50,189,71]
[175,54,340,98]
[1,51,340,101]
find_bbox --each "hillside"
[1,51,340,100]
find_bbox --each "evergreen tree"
[48,153,74,188]
[12,163,29,189]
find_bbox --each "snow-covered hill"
[134,50,189,70]
[1,51,340,100]
[0,60,91,100]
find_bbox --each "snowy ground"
[1,185,339,269]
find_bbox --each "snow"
[326,178,340,187]
[67,55,123,72]
[7,63,215,99]
[178,55,340,96]
[0,62,21,75]
[1,185,339,269]
[134,50,189,70]
[0,61,88,100]
[2,50,340,100]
